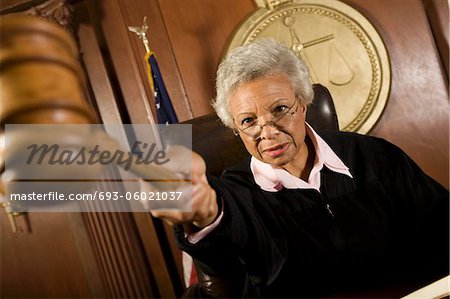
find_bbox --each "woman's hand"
[142,146,218,230]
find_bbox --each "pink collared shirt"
[187,122,353,244]
[251,123,353,192]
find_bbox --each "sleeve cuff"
[186,208,224,244]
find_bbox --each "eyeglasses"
[233,100,300,140]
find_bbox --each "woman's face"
[228,72,308,170]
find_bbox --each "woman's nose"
[259,122,279,140]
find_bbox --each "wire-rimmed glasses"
[233,100,300,140]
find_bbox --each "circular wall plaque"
[225,0,391,134]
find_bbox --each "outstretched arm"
[144,146,219,230]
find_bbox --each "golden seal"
[225,0,391,134]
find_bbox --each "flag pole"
[128,17,155,95]
[128,16,165,149]
[128,16,179,126]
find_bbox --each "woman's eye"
[241,117,254,126]
[273,105,288,114]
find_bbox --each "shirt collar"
[250,122,353,192]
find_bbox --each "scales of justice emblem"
[283,15,354,86]
[225,0,391,134]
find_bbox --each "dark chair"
[183,83,338,298]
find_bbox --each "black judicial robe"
[175,131,449,298]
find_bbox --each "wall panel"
[119,0,194,122]
[158,0,256,117]
[0,212,106,298]
[82,1,183,296]
[423,0,449,79]
[342,0,448,187]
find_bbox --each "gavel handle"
[96,131,186,190]
[0,184,20,233]
[3,129,186,191]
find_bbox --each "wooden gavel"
[0,15,95,167]
[0,15,182,197]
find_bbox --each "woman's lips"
[263,142,289,157]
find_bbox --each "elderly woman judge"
[151,39,449,297]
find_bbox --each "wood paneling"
[83,208,157,298]
[0,0,47,14]
[77,1,180,297]
[86,0,193,123]
[0,212,106,298]
[117,0,193,122]
[76,1,125,127]
[158,0,256,118]
[132,213,181,297]
[85,0,155,125]
[342,0,449,188]
[423,0,449,79]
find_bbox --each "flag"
[144,51,197,286]
[145,51,179,125]
[182,251,198,287]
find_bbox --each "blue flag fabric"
[147,53,179,124]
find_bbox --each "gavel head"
[0,15,101,194]
[0,15,95,126]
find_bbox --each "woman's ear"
[301,104,307,117]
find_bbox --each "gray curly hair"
[213,38,314,128]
